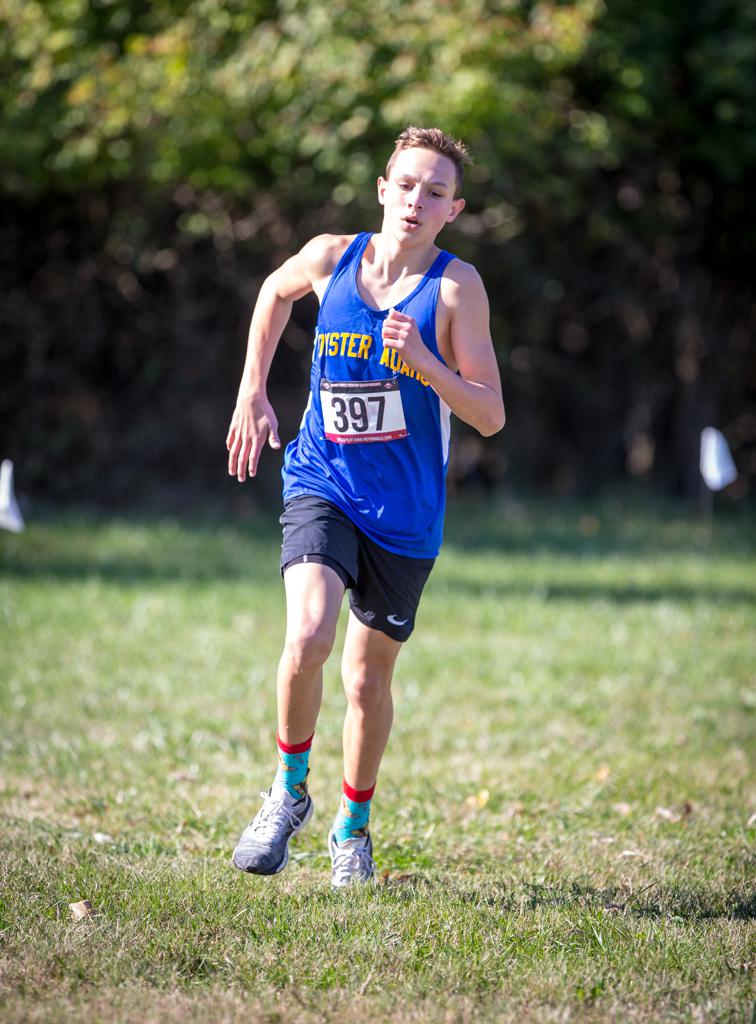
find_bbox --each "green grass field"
[1,500,754,1022]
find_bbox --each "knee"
[284,622,334,674]
[343,668,391,714]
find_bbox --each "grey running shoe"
[232,789,313,875]
[328,829,376,888]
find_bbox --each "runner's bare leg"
[340,612,402,789]
[277,562,344,744]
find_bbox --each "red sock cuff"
[276,732,314,755]
[343,778,376,803]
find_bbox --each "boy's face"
[377,146,465,244]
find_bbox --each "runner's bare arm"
[226,234,352,481]
[381,262,505,436]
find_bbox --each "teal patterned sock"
[272,733,313,801]
[332,779,375,844]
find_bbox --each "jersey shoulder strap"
[319,233,370,311]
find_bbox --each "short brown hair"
[385,126,472,196]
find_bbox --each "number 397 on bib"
[320,378,409,444]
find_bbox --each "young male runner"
[226,127,504,887]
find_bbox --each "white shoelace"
[331,839,376,886]
[248,791,304,842]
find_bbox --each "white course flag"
[0,459,25,533]
[699,428,737,492]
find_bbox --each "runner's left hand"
[382,309,430,377]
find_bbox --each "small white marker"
[0,460,24,533]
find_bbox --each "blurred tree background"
[1,0,754,510]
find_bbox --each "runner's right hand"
[226,394,281,482]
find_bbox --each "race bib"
[320,378,408,444]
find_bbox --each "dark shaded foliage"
[1,0,754,506]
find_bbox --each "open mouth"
[402,216,421,228]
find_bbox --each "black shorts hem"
[281,554,351,589]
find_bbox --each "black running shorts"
[280,495,435,643]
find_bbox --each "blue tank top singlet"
[281,232,457,558]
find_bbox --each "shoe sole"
[233,798,314,876]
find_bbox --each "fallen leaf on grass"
[655,802,694,823]
[618,849,648,860]
[379,871,422,888]
[726,960,753,973]
[655,806,681,822]
[613,802,632,816]
[463,789,490,811]
[747,811,756,828]
[502,800,525,819]
[92,832,114,844]
[69,900,94,920]
[595,765,611,782]
[167,767,199,783]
